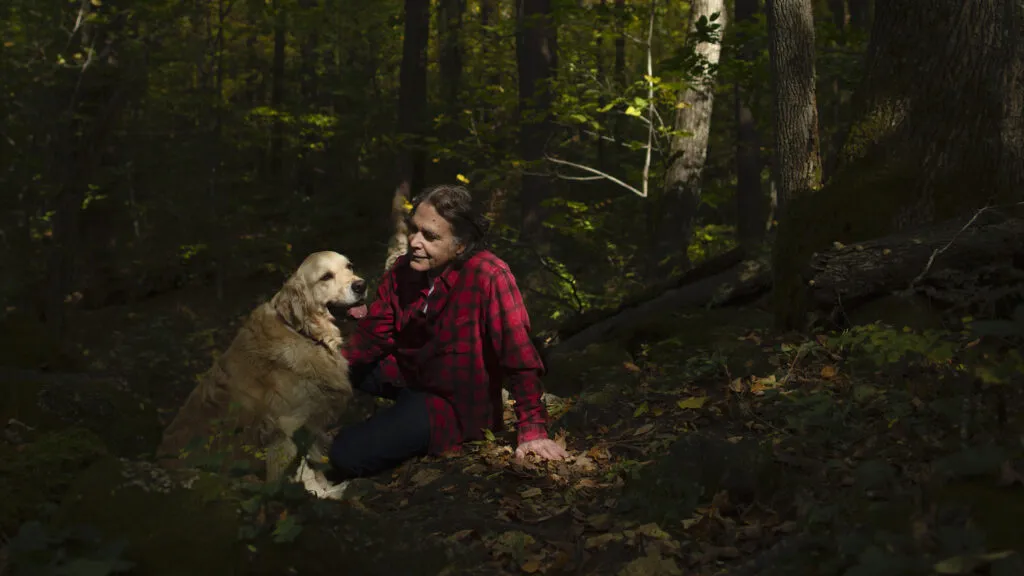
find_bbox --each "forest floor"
[3,269,1024,576]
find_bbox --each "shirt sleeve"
[342,267,398,369]
[484,268,549,445]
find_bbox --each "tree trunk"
[394,0,430,206]
[438,0,465,182]
[848,0,871,31]
[269,0,287,186]
[766,0,821,221]
[439,0,465,114]
[734,0,764,250]
[45,15,135,344]
[771,0,1024,330]
[612,0,626,149]
[656,0,727,268]
[516,0,558,243]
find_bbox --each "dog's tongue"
[346,304,368,319]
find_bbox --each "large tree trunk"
[516,0,558,243]
[772,0,1024,330]
[393,0,430,207]
[734,0,764,250]
[656,0,727,268]
[766,0,821,220]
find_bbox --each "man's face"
[407,202,465,273]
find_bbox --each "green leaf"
[272,515,304,544]
[676,396,708,410]
[624,105,642,117]
[633,402,649,417]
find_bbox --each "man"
[327,184,568,484]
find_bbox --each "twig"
[908,201,1024,289]
[545,156,646,197]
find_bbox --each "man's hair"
[409,184,491,261]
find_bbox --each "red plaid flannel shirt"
[341,250,549,455]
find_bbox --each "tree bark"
[656,0,727,267]
[394,0,430,206]
[516,0,558,243]
[734,0,764,251]
[766,0,821,221]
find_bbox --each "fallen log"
[547,256,771,358]
[805,207,1024,320]
[554,247,748,343]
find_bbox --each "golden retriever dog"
[157,251,367,498]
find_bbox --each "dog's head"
[271,251,368,333]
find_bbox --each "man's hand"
[515,438,569,462]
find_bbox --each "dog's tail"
[383,188,411,272]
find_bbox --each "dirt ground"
[3,275,1024,576]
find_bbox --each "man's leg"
[327,387,431,480]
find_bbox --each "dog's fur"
[157,251,365,496]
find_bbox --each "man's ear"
[271,275,314,332]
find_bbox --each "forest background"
[2,0,1024,575]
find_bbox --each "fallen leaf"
[633,402,650,417]
[410,468,443,487]
[820,365,837,379]
[635,523,671,540]
[571,454,597,472]
[623,361,642,373]
[521,556,543,573]
[585,532,624,549]
[634,423,655,436]
[521,487,543,498]
[448,529,475,542]
[586,513,612,531]
[461,463,487,475]
[676,396,708,410]
[618,548,682,576]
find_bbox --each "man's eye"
[320,272,335,281]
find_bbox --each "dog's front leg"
[264,437,297,485]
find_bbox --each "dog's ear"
[272,275,315,333]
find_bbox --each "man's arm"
[484,268,548,444]
[342,266,399,371]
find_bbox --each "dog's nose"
[352,279,366,295]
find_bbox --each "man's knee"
[326,391,432,479]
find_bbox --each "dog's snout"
[352,279,366,295]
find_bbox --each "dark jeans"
[326,365,431,481]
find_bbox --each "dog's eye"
[346,263,353,271]
[320,272,334,282]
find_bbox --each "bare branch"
[545,156,647,197]
[909,201,1024,289]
